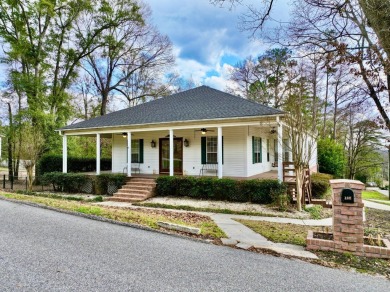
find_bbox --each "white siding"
[111,127,248,177]
[246,126,275,177]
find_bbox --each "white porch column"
[277,116,283,182]
[96,133,101,175]
[169,129,174,176]
[62,134,67,173]
[127,132,132,177]
[217,127,223,179]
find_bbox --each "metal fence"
[0,175,52,192]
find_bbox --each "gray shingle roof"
[61,86,283,131]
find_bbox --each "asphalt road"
[1,199,389,292]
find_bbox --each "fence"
[0,175,120,195]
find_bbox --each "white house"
[59,86,317,181]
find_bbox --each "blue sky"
[147,0,290,90]
[0,1,290,91]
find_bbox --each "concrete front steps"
[106,177,156,203]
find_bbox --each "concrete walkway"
[210,213,320,259]
[97,201,325,259]
[96,199,390,260]
[363,200,390,211]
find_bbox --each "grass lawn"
[362,190,390,206]
[0,193,225,240]
[362,190,388,200]
[236,220,325,246]
[237,208,390,277]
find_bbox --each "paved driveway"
[1,199,389,291]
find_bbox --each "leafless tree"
[214,0,390,131]
[82,1,175,115]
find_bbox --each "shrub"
[95,174,127,195]
[304,205,323,219]
[318,138,345,178]
[176,176,197,197]
[155,176,178,196]
[192,177,215,199]
[41,172,126,195]
[311,173,332,199]
[239,179,285,204]
[37,154,111,175]
[41,172,89,193]
[155,176,285,204]
[213,178,238,201]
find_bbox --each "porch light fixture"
[151,140,156,148]
[270,127,277,134]
[122,132,127,138]
[184,139,189,147]
[201,128,207,135]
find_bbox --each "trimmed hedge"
[41,172,90,193]
[37,154,111,175]
[41,172,126,195]
[95,174,127,195]
[311,173,333,199]
[155,176,287,204]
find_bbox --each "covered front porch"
[61,116,289,181]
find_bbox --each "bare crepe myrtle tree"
[20,126,45,192]
[283,62,318,211]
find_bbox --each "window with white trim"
[253,137,262,163]
[131,139,140,162]
[206,136,217,163]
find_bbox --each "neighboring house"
[60,86,317,180]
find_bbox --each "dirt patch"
[106,205,212,225]
[145,196,311,218]
[364,208,390,239]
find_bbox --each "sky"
[146,0,290,91]
[0,0,290,95]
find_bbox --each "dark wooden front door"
[159,138,183,174]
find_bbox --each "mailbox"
[341,188,354,203]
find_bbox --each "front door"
[159,138,183,174]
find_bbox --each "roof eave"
[59,113,285,134]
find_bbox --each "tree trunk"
[7,103,14,182]
[295,166,303,211]
[27,165,33,192]
[322,71,329,138]
[100,90,109,116]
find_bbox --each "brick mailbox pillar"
[330,179,365,253]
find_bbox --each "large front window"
[206,136,217,163]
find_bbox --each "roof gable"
[61,86,283,131]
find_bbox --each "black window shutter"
[201,137,206,164]
[139,139,144,163]
[252,136,255,164]
[222,136,224,164]
[259,138,262,163]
